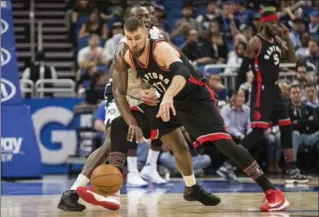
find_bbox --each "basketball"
[90,164,123,196]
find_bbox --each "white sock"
[127,156,138,173]
[146,149,160,167]
[109,190,121,203]
[183,173,196,187]
[70,174,90,190]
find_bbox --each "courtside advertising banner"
[1,0,42,178]
[1,0,22,104]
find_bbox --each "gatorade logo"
[0,19,9,35]
[1,78,16,102]
[1,48,11,66]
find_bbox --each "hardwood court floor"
[1,176,318,217]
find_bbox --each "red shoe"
[260,188,290,212]
[76,186,120,211]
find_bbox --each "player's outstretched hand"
[127,124,144,143]
[139,88,160,106]
[156,93,176,122]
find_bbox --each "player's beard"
[132,42,146,58]
[265,25,276,37]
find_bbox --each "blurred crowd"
[62,0,318,103]
[60,0,319,180]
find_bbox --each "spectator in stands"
[66,0,96,46]
[288,84,319,163]
[153,4,170,33]
[210,33,228,64]
[209,19,221,35]
[221,88,250,144]
[304,82,319,108]
[213,1,240,51]
[251,13,261,35]
[104,22,124,63]
[84,70,107,105]
[233,0,255,26]
[308,11,319,39]
[94,0,126,21]
[239,70,254,105]
[78,34,109,76]
[278,81,291,103]
[294,62,315,88]
[239,24,253,43]
[289,18,306,49]
[306,39,319,68]
[180,28,214,69]
[196,1,219,31]
[79,9,108,41]
[22,51,57,98]
[296,33,311,59]
[224,41,246,74]
[159,127,211,177]
[171,3,201,38]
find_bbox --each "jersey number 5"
[273,54,279,65]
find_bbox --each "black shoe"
[285,168,309,184]
[58,190,86,211]
[183,184,221,206]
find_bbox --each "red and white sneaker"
[76,186,120,211]
[260,188,290,212]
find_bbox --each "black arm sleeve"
[169,61,191,81]
[235,56,253,91]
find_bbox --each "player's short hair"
[304,82,316,89]
[124,17,145,32]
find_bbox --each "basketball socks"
[183,173,196,187]
[127,156,138,172]
[145,149,160,167]
[70,174,90,190]
[243,161,275,192]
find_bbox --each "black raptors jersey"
[252,35,282,84]
[130,39,205,101]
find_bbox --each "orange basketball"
[90,164,123,196]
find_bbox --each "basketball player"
[58,6,219,212]
[235,8,309,184]
[105,17,289,212]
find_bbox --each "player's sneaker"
[76,186,120,211]
[140,165,167,184]
[57,190,86,211]
[183,184,221,206]
[285,168,309,184]
[127,172,148,187]
[260,188,290,212]
[216,162,241,183]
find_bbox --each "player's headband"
[261,14,279,23]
